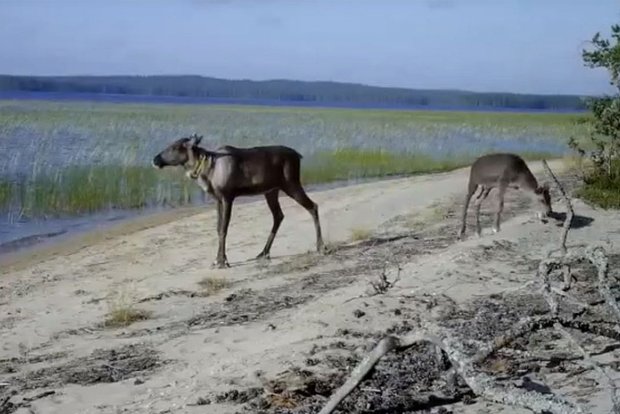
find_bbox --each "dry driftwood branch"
[542,159,574,256]
[471,315,555,364]
[369,264,402,295]
[538,259,560,316]
[318,326,584,414]
[539,243,620,413]
[558,318,620,341]
[554,323,620,414]
[585,246,620,321]
[561,264,573,291]
[317,335,404,414]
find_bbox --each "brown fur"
[458,153,552,239]
[153,134,325,268]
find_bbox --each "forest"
[0,75,588,110]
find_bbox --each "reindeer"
[152,134,326,268]
[458,153,552,239]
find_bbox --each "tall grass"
[0,100,584,220]
[576,159,620,209]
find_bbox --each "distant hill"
[0,75,588,111]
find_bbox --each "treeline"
[0,75,588,110]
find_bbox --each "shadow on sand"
[548,211,594,230]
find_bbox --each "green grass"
[301,149,468,184]
[0,148,557,218]
[1,165,194,218]
[0,100,583,219]
[576,160,620,209]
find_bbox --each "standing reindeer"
[153,134,326,268]
[458,153,552,239]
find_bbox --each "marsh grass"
[104,286,151,328]
[0,100,579,220]
[0,165,192,218]
[349,226,373,241]
[301,149,470,184]
[197,276,231,295]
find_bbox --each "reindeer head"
[152,134,203,169]
[534,182,552,218]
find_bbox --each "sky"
[0,0,618,95]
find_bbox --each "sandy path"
[3,159,618,414]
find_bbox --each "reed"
[0,100,581,220]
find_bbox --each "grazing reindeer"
[152,134,326,268]
[458,153,552,239]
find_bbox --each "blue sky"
[0,0,618,95]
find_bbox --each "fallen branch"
[538,259,560,316]
[317,335,404,414]
[558,318,620,341]
[555,323,620,414]
[318,326,583,414]
[368,264,402,295]
[542,159,573,256]
[586,246,620,321]
[539,243,620,414]
[471,315,555,364]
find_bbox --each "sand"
[1,159,619,414]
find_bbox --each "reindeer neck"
[188,146,212,179]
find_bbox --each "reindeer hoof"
[211,259,230,269]
[256,252,270,261]
[492,227,499,234]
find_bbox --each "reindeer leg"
[216,199,222,235]
[493,181,508,234]
[213,197,233,269]
[284,184,325,254]
[474,187,492,237]
[256,190,284,260]
[458,182,477,240]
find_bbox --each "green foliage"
[576,159,620,209]
[583,24,620,87]
[572,23,620,208]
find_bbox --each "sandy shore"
[2,159,619,414]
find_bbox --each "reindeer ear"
[186,134,202,147]
[189,134,202,146]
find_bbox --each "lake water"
[0,92,578,258]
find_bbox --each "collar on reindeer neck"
[189,153,207,179]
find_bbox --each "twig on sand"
[368,264,401,295]
[542,159,573,256]
[555,323,620,414]
[538,243,620,414]
[586,246,620,321]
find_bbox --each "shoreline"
[0,156,564,275]
[0,172,418,275]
